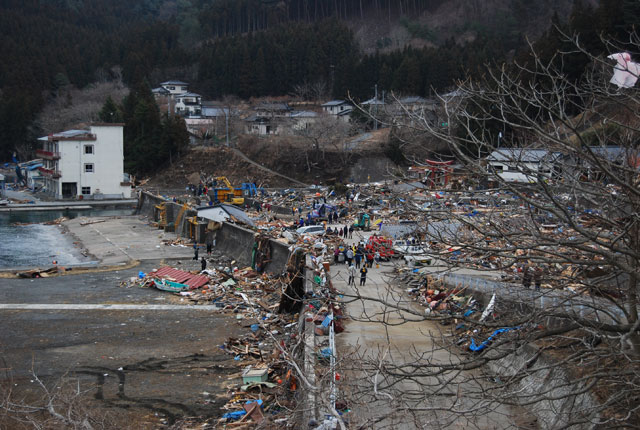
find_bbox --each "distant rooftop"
[488,148,562,163]
[202,107,229,117]
[161,80,189,86]
[322,100,351,107]
[176,92,201,98]
[362,98,385,105]
[399,96,428,104]
[255,102,290,111]
[290,110,318,118]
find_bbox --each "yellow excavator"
[210,176,244,205]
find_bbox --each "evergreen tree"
[98,96,123,123]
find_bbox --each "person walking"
[359,266,368,286]
[374,251,381,268]
[346,248,354,266]
[349,225,354,238]
[355,248,362,268]
[193,243,199,260]
[348,263,356,286]
[206,235,213,256]
[201,257,207,271]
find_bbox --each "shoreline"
[0,213,195,277]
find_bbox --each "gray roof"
[176,92,201,98]
[152,87,170,94]
[290,110,318,118]
[487,148,562,163]
[255,102,290,111]
[362,98,385,105]
[245,114,270,123]
[399,96,428,104]
[585,146,625,161]
[196,204,254,226]
[161,80,188,85]
[202,107,229,117]
[322,100,350,107]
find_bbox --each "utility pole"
[225,107,230,147]
[374,84,378,131]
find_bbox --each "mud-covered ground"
[0,260,244,429]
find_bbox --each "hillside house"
[37,124,131,199]
[175,92,202,116]
[159,80,189,95]
[321,100,353,122]
[289,111,318,131]
[255,102,291,118]
[245,115,279,135]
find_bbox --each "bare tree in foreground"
[328,33,640,429]
[0,366,113,429]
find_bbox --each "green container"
[242,368,268,384]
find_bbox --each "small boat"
[153,278,189,292]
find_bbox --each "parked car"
[296,225,325,236]
[393,239,428,258]
[404,254,433,266]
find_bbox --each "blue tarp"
[469,327,518,352]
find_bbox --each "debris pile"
[397,269,526,354]
[122,262,304,426]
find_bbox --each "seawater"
[0,209,134,269]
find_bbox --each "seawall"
[137,191,289,274]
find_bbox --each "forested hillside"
[0,0,637,161]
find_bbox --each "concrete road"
[330,258,524,429]
[0,260,244,429]
[64,215,195,266]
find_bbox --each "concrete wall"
[137,191,290,274]
[434,274,602,429]
[215,222,289,274]
[487,344,600,429]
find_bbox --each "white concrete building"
[37,124,131,199]
[486,148,561,183]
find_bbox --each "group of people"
[522,264,544,290]
[327,225,353,238]
[333,243,383,287]
[334,244,378,268]
[347,262,368,286]
[193,242,213,272]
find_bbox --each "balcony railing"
[36,149,61,160]
[38,166,61,179]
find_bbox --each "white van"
[296,225,325,236]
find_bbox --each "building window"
[84,144,94,154]
[169,86,175,90]
[84,163,94,173]
[82,187,91,195]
